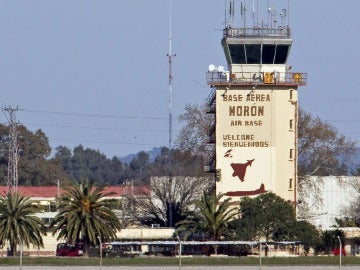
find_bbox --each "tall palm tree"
[176,191,237,242]
[0,192,47,256]
[50,179,121,255]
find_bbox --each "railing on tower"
[223,26,291,39]
[206,70,307,86]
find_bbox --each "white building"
[297,176,359,230]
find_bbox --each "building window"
[289,179,293,190]
[289,149,294,160]
[289,119,294,130]
[289,90,294,100]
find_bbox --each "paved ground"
[1,266,359,270]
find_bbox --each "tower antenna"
[2,106,20,193]
[252,0,255,26]
[267,0,271,27]
[167,0,176,150]
[241,1,246,28]
[257,0,259,26]
[224,0,227,27]
[167,0,176,228]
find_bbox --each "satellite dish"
[208,64,216,72]
[218,65,225,72]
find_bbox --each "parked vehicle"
[102,242,143,257]
[56,242,84,257]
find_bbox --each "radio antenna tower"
[3,106,20,193]
[167,0,176,149]
[167,0,176,228]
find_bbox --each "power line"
[49,138,161,147]
[23,122,168,133]
[21,109,167,120]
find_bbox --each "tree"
[71,145,109,181]
[0,192,47,256]
[335,190,360,228]
[298,108,356,177]
[176,191,237,242]
[292,220,321,255]
[105,156,124,185]
[135,176,212,227]
[316,229,345,255]
[149,147,207,177]
[50,179,121,256]
[230,193,296,242]
[175,104,213,156]
[0,124,67,185]
[128,151,150,181]
[297,108,357,219]
[54,146,73,177]
[228,193,321,255]
[54,145,124,185]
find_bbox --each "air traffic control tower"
[205,1,307,203]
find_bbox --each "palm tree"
[0,192,47,256]
[176,191,237,244]
[50,179,121,255]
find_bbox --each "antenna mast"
[167,0,176,150]
[167,0,177,228]
[3,106,20,193]
[241,1,247,28]
[252,0,255,26]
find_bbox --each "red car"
[56,242,84,256]
[333,247,346,256]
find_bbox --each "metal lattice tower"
[167,0,176,149]
[167,0,176,228]
[3,107,20,193]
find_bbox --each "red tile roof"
[0,185,148,198]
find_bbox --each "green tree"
[105,156,124,185]
[54,146,73,177]
[176,191,237,242]
[0,192,47,256]
[71,145,108,181]
[55,145,124,185]
[0,124,67,185]
[293,220,321,255]
[128,151,150,181]
[231,193,296,242]
[50,179,122,256]
[316,229,345,255]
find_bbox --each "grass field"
[0,256,359,266]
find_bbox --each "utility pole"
[3,106,20,193]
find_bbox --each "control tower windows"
[228,44,246,64]
[245,44,261,64]
[263,45,276,64]
[274,45,290,64]
[226,44,290,65]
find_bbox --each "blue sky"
[0,0,359,158]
